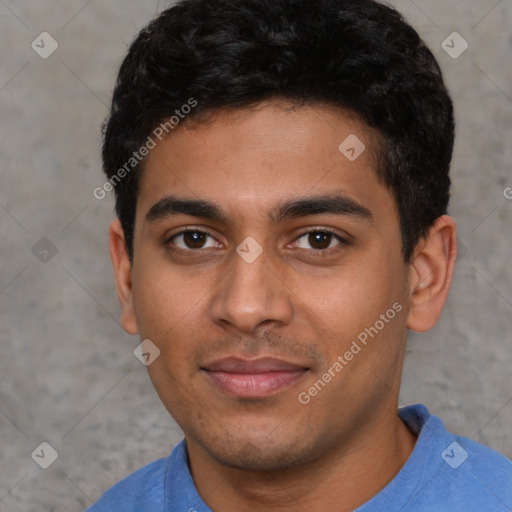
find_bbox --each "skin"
[109,100,457,511]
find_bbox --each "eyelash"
[165,227,348,255]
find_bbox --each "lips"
[201,357,308,398]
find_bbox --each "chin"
[206,440,307,472]
[190,423,325,473]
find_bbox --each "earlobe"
[109,219,139,335]
[406,215,458,333]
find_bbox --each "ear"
[109,219,139,335]
[406,215,458,332]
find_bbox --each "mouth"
[201,356,309,398]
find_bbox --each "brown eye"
[169,230,218,250]
[294,230,345,251]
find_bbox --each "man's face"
[128,101,412,471]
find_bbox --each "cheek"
[131,259,202,343]
[293,261,399,345]
[133,268,201,399]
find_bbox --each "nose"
[210,241,294,334]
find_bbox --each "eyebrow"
[145,193,374,225]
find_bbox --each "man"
[88,0,512,510]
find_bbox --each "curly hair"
[102,0,454,262]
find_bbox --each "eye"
[293,230,346,252]
[168,229,220,251]
[166,228,347,254]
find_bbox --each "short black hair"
[102,0,454,263]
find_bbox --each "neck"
[186,406,417,512]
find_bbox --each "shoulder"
[400,404,512,510]
[86,455,170,512]
[420,434,512,511]
[86,439,207,511]
[454,434,512,490]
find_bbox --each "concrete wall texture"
[0,0,511,510]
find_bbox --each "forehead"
[136,101,393,225]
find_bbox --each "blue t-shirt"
[86,404,512,511]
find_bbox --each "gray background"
[0,0,511,510]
